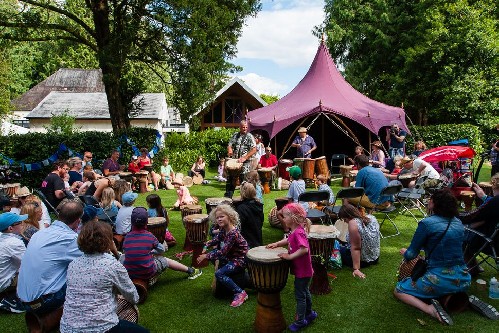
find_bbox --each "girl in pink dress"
[172,178,195,209]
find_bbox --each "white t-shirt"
[115,206,134,235]
[413,159,440,179]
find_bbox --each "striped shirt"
[123,230,163,280]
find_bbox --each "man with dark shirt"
[385,123,407,159]
[102,150,122,177]
[40,160,68,210]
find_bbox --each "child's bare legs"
[166,258,189,273]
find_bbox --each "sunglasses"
[85,156,93,159]
[11,222,22,226]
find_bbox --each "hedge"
[0,127,236,188]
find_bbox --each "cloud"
[237,73,288,96]
[237,2,325,68]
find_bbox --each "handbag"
[406,218,453,282]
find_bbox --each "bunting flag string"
[0,131,164,172]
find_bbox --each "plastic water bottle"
[490,277,499,299]
[277,177,282,190]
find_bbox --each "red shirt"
[128,162,141,173]
[259,154,278,168]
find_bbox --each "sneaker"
[230,291,248,307]
[469,295,499,320]
[288,319,308,332]
[188,268,202,280]
[0,297,25,313]
[306,310,318,323]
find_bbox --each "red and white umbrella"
[419,146,475,163]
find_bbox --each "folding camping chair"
[82,195,117,225]
[325,187,366,217]
[298,190,331,225]
[374,184,403,238]
[330,154,347,175]
[34,189,59,218]
[463,222,499,272]
[396,177,427,222]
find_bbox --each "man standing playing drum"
[225,120,257,198]
[385,123,407,159]
[291,127,316,158]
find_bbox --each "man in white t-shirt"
[402,156,440,188]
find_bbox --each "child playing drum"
[197,204,249,307]
[267,203,316,332]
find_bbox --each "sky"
[232,0,326,97]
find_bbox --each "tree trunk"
[101,66,129,131]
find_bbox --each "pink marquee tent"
[247,40,409,140]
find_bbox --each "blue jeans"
[23,284,67,315]
[215,261,244,294]
[294,277,312,321]
[389,148,404,159]
[107,320,150,333]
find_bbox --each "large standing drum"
[315,156,330,179]
[225,158,243,187]
[308,225,339,295]
[205,197,233,215]
[136,171,149,193]
[5,183,20,197]
[460,190,476,211]
[340,165,353,187]
[268,197,289,230]
[147,217,167,244]
[258,168,273,194]
[278,159,293,180]
[183,213,209,268]
[303,158,315,180]
[246,246,290,333]
[180,205,202,251]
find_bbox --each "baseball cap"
[0,212,28,231]
[287,165,302,179]
[131,207,148,226]
[132,155,138,160]
[122,191,138,204]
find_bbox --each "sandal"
[469,295,499,320]
[431,299,453,325]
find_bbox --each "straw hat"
[15,186,31,198]
[297,127,307,133]
[183,176,193,188]
[371,140,383,148]
[400,156,414,165]
[171,177,184,186]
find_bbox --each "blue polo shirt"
[355,166,390,204]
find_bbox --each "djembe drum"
[340,165,353,187]
[268,198,290,229]
[308,225,339,295]
[258,168,273,194]
[246,246,290,333]
[460,190,476,211]
[136,171,149,193]
[278,159,293,180]
[116,295,139,323]
[118,171,133,183]
[302,158,315,180]
[205,197,233,214]
[398,173,415,188]
[226,158,243,187]
[5,183,20,197]
[192,174,203,185]
[315,156,330,179]
[181,204,202,251]
[147,217,167,244]
[477,181,492,205]
[183,213,209,268]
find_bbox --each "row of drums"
[278,156,329,180]
[0,182,21,197]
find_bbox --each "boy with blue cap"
[115,191,138,235]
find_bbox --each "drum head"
[246,246,287,262]
[182,204,202,211]
[183,176,193,187]
[308,225,339,239]
[183,213,209,223]
[192,175,203,185]
[205,197,232,206]
[148,217,166,225]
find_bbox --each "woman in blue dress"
[394,189,471,325]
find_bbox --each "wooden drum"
[5,183,20,197]
[183,214,209,268]
[308,225,339,295]
[268,207,281,229]
[460,190,476,211]
[246,246,290,333]
[136,171,149,193]
[192,174,203,185]
[398,173,415,188]
[315,156,330,179]
[226,158,243,187]
[340,165,353,187]
[205,197,232,215]
[258,168,273,194]
[278,159,293,180]
[181,204,202,251]
[116,295,139,323]
[147,217,167,244]
[303,158,315,180]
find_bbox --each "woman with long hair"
[18,202,41,245]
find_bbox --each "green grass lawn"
[1,164,497,332]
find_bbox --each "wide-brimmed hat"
[371,141,383,148]
[171,177,184,186]
[15,186,31,198]
[400,156,414,165]
[297,127,307,133]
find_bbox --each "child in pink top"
[267,203,316,332]
[172,178,195,209]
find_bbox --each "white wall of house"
[28,119,162,133]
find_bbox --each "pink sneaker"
[230,291,248,307]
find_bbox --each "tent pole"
[321,115,325,156]
[279,117,309,161]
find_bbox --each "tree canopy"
[321,0,498,128]
[0,0,260,132]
